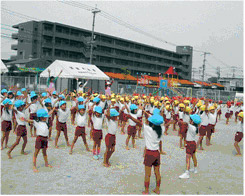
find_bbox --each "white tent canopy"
[1,60,8,74]
[40,60,110,80]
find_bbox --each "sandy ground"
[1,105,243,195]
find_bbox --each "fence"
[0,75,237,101]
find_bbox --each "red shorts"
[207,124,215,135]
[105,133,116,148]
[115,106,119,112]
[225,112,230,119]
[35,136,48,149]
[230,111,233,116]
[235,132,243,142]
[122,113,128,122]
[56,121,67,133]
[119,112,124,121]
[137,117,143,123]
[199,125,207,136]
[1,121,12,132]
[75,126,86,137]
[70,107,77,115]
[179,122,188,137]
[173,114,179,121]
[165,118,171,128]
[185,141,196,155]
[30,113,37,120]
[88,110,93,116]
[235,111,239,117]
[92,129,103,143]
[16,125,27,137]
[127,125,137,137]
[144,149,160,167]
[217,110,222,115]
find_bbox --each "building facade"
[218,77,243,92]
[11,20,193,80]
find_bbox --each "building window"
[19,51,23,55]
[20,40,23,43]
[35,27,38,31]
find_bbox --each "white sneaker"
[179,171,190,179]
[190,168,198,173]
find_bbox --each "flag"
[160,80,168,89]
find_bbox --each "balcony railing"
[11,44,18,50]
[12,33,18,40]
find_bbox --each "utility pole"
[216,66,220,79]
[201,52,210,96]
[89,6,101,64]
[231,66,235,78]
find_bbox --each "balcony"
[11,44,18,50]
[42,30,53,37]
[12,33,18,40]
[10,55,17,61]
[42,42,53,48]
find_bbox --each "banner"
[160,79,168,89]
[138,75,149,85]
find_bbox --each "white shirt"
[76,112,87,127]
[99,101,106,109]
[137,109,142,118]
[183,113,190,123]
[149,105,154,114]
[51,97,59,107]
[208,113,216,125]
[77,80,88,93]
[57,108,70,123]
[29,102,39,114]
[34,121,49,137]
[186,124,197,141]
[143,124,161,151]
[164,109,171,119]
[179,111,184,120]
[107,119,118,135]
[1,108,13,121]
[15,110,27,126]
[237,121,243,133]
[174,106,179,114]
[92,115,104,130]
[200,112,209,126]
[128,113,138,126]
[71,100,77,107]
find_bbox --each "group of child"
[1,87,243,195]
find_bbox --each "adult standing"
[77,79,89,93]
[46,69,63,95]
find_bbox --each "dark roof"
[6,58,40,65]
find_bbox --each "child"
[70,93,77,125]
[234,112,243,156]
[217,101,222,120]
[125,104,142,150]
[225,103,231,125]
[55,101,71,148]
[173,100,179,132]
[103,108,119,167]
[179,106,191,149]
[90,106,104,160]
[196,105,209,150]
[206,106,217,146]
[25,109,53,172]
[7,100,31,159]
[142,114,164,195]
[1,99,13,150]
[163,105,172,135]
[29,93,40,137]
[69,104,91,154]
[179,114,201,179]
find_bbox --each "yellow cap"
[213,103,217,108]
[196,102,202,107]
[151,97,154,99]
[111,99,116,102]
[185,106,191,113]
[150,99,155,103]
[179,103,185,108]
[209,106,215,110]
[78,91,83,94]
[166,101,170,104]
[120,98,124,101]
[101,95,106,99]
[165,97,169,100]
[82,93,86,97]
[90,96,94,100]
[111,95,115,98]
[174,100,179,105]
[143,96,146,98]
[238,112,243,118]
[138,100,142,104]
[94,93,98,96]
[200,105,206,111]
[125,97,129,101]
[71,92,76,97]
[154,101,159,106]
[166,105,172,110]
[158,103,162,107]
[134,96,138,99]
[160,97,165,101]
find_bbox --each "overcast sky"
[1,0,243,79]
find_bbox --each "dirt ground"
[1,105,243,194]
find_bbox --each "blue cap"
[153,108,160,115]
[78,97,84,102]
[30,93,37,99]
[7,91,13,94]
[44,98,52,104]
[78,105,85,110]
[59,94,65,99]
[15,100,25,108]
[30,91,35,95]
[37,109,49,118]
[130,104,138,111]
[190,114,202,125]
[16,91,23,96]
[93,97,101,103]
[21,88,26,92]
[1,89,7,94]
[148,114,164,126]
[3,98,13,105]
[95,106,102,114]
[59,100,66,107]
[42,92,47,97]
[52,91,57,95]
[110,109,119,117]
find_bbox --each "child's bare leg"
[234,141,242,156]
[143,166,151,194]
[5,131,10,148]
[21,136,28,155]
[63,130,70,146]
[33,148,40,172]
[153,165,161,195]
[125,135,131,150]
[1,132,6,150]
[192,153,197,167]
[70,136,78,154]
[7,137,21,159]
[55,130,61,148]
[43,147,52,167]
